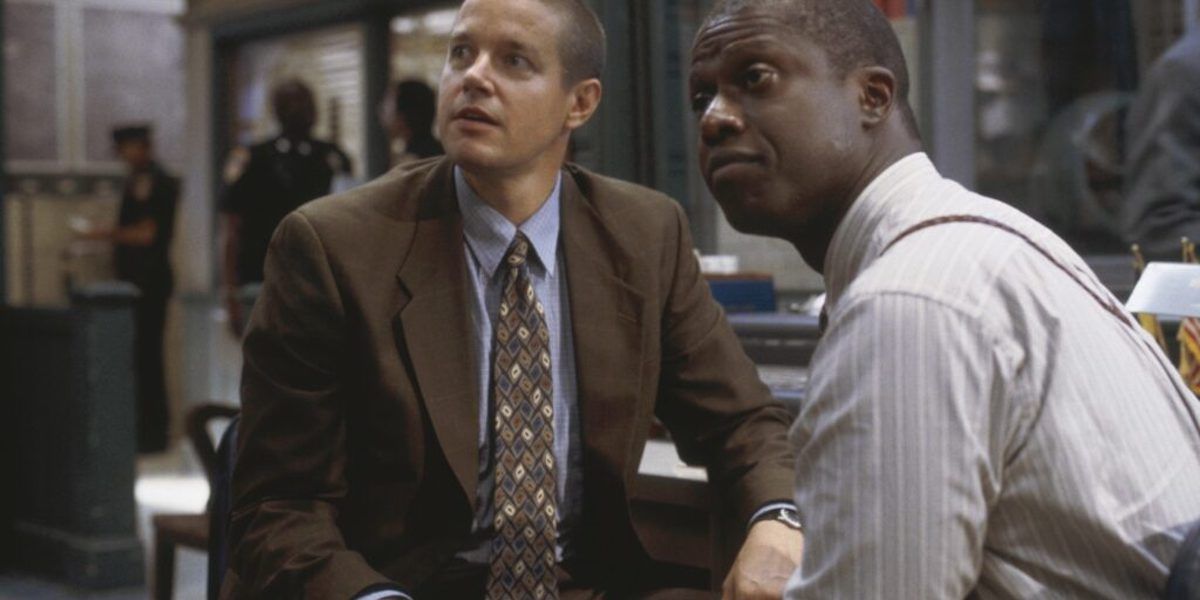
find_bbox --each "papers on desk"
[638,439,708,482]
[756,365,808,394]
[1127,263,1200,318]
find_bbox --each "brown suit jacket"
[226,158,794,597]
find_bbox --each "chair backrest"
[1165,520,1200,600]
[184,403,240,488]
[207,415,239,600]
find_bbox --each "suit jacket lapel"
[561,172,646,480]
[394,162,480,507]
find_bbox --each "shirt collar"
[823,152,940,309]
[454,166,562,280]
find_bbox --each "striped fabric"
[1179,316,1200,393]
[1130,244,1169,353]
[785,153,1200,599]
[1180,241,1200,394]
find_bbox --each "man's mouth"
[707,151,765,179]
[454,106,499,126]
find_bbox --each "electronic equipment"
[727,312,820,412]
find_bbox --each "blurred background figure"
[219,78,352,335]
[75,124,179,454]
[1122,27,1200,261]
[379,78,443,165]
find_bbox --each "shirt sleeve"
[652,201,795,527]
[786,292,1018,598]
[230,211,394,596]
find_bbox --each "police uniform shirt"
[220,135,353,284]
[116,162,179,295]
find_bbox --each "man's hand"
[722,520,803,600]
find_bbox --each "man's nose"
[699,95,746,145]
[461,54,496,96]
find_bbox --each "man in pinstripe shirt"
[690,0,1200,597]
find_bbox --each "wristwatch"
[751,507,803,532]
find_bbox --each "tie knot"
[503,232,532,269]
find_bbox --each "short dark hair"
[271,78,315,119]
[112,124,152,146]
[707,0,920,138]
[537,0,606,85]
[393,79,438,133]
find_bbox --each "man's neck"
[461,164,561,226]
[789,137,923,274]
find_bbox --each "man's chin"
[445,146,506,173]
[717,198,783,238]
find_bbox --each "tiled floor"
[0,446,212,600]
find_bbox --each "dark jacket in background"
[1122,29,1200,261]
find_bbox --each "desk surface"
[632,440,733,583]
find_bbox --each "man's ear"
[857,66,897,129]
[565,78,602,131]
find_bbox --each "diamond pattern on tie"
[487,232,558,600]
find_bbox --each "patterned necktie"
[486,232,558,600]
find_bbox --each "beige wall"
[4,0,193,440]
[4,0,188,305]
[4,191,119,306]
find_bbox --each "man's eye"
[506,54,532,69]
[743,67,775,89]
[449,44,472,62]
[690,92,713,114]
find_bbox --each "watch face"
[777,510,803,530]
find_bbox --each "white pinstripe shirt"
[786,153,1200,599]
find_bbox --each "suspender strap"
[883,214,1134,331]
[882,214,1200,436]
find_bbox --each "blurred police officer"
[82,125,179,453]
[219,78,352,334]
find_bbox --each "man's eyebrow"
[725,36,788,56]
[445,32,542,59]
[695,33,775,61]
[499,39,542,57]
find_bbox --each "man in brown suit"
[227,0,801,598]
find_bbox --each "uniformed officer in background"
[219,78,352,335]
[79,124,179,453]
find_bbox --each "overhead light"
[422,9,459,33]
[391,17,418,35]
